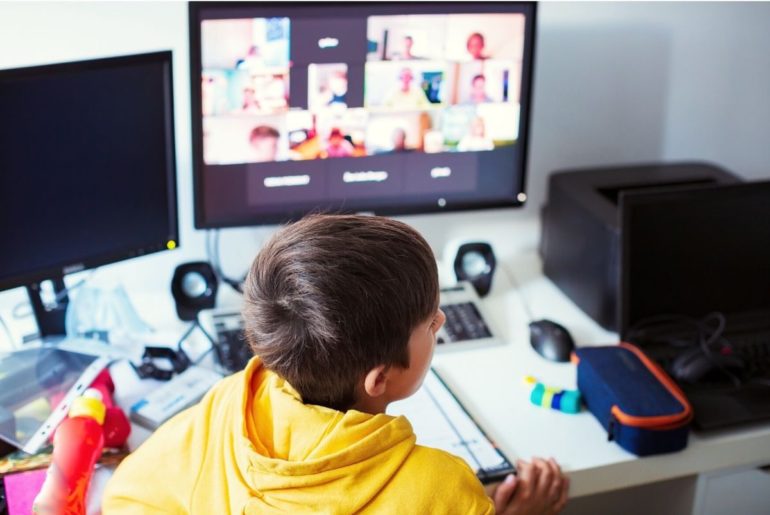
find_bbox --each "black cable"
[217,230,245,293]
[206,229,244,294]
[497,260,535,322]
[698,312,742,388]
[195,317,217,348]
[626,312,755,388]
[176,316,218,366]
[193,345,215,366]
[205,230,212,270]
[626,314,703,347]
[214,229,222,273]
[627,313,723,354]
[175,322,198,352]
[700,312,726,348]
[205,229,219,280]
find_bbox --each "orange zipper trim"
[609,342,694,429]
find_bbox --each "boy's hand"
[492,458,569,514]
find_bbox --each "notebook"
[388,368,515,483]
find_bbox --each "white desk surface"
[114,218,770,499]
[433,250,770,497]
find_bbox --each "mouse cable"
[206,229,244,294]
[696,312,743,388]
[497,260,535,322]
[176,315,218,366]
[190,318,218,366]
[175,321,197,352]
[625,313,701,345]
[196,316,217,348]
[628,312,751,388]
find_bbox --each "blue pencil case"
[573,343,693,456]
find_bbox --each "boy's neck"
[349,396,389,415]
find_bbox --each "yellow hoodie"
[103,358,494,514]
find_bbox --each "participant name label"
[264,175,311,188]
[430,166,452,179]
[343,170,389,183]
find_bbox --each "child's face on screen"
[250,136,278,162]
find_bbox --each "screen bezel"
[0,51,179,292]
[189,1,537,228]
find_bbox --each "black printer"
[540,163,770,430]
[539,162,740,332]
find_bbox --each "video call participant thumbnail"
[466,74,492,104]
[249,125,280,162]
[384,67,431,109]
[323,128,355,158]
[466,32,488,60]
[457,117,494,152]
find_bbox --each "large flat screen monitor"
[0,51,178,309]
[190,2,537,227]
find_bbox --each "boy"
[104,214,568,514]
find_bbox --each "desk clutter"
[540,162,741,332]
[32,388,111,513]
[523,376,581,415]
[541,163,770,431]
[129,366,222,430]
[523,344,695,457]
[574,344,693,457]
[388,369,515,484]
[0,368,131,515]
[0,0,768,511]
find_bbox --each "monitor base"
[26,276,68,338]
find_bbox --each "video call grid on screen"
[190,2,536,227]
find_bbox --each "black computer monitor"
[620,181,770,335]
[0,51,178,335]
[189,1,537,228]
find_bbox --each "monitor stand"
[25,276,68,338]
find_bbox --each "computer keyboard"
[210,311,252,373]
[436,282,499,348]
[439,302,493,343]
[207,281,498,366]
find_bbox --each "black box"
[539,162,740,331]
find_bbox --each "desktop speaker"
[171,262,218,321]
[453,242,496,297]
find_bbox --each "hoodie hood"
[104,357,494,514]
[234,359,417,513]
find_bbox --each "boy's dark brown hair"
[242,214,439,411]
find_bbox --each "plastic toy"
[523,376,581,414]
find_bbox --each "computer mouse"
[669,348,745,384]
[529,319,576,362]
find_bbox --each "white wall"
[1,2,770,311]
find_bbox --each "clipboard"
[0,344,109,454]
[388,368,515,484]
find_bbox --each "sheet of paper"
[388,369,513,480]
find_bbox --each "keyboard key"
[440,302,492,343]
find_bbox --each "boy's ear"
[363,364,390,398]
